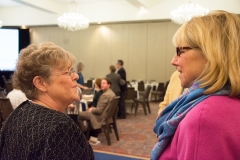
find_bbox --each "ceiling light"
[58,0,89,31]
[21,25,27,29]
[171,2,209,24]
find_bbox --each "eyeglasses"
[176,47,193,56]
[53,68,77,78]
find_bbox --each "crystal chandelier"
[171,2,209,24]
[58,0,89,31]
[0,21,2,28]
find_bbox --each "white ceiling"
[0,0,23,7]
[0,0,239,26]
[0,0,124,6]
[51,0,121,4]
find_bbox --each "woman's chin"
[73,95,80,101]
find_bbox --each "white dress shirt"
[7,89,28,109]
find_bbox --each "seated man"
[79,78,115,132]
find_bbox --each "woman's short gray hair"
[13,42,76,100]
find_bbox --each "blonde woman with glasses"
[152,10,240,160]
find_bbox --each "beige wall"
[30,22,180,83]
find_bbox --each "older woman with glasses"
[0,42,94,159]
[151,10,240,160]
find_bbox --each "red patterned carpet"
[92,102,160,158]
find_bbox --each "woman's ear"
[32,76,48,92]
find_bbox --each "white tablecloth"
[66,99,90,115]
[129,82,158,100]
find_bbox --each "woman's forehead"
[51,62,72,71]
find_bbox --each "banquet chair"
[0,88,6,98]
[0,97,14,128]
[2,76,13,94]
[84,97,120,145]
[126,81,132,87]
[132,85,152,116]
[1,75,7,83]
[151,82,164,102]
[138,81,145,98]
[5,82,13,94]
[163,80,170,98]
[101,96,120,145]
[86,80,93,88]
[125,87,135,110]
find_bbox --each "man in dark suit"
[116,60,127,119]
[106,65,125,96]
[79,78,115,130]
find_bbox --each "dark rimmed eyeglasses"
[53,68,77,78]
[176,47,193,56]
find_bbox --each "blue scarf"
[151,82,229,160]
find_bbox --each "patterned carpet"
[92,102,160,158]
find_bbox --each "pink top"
[159,96,240,160]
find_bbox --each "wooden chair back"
[86,80,93,88]
[138,81,145,91]
[125,87,135,100]
[105,97,119,122]
[157,83,164,92]
[143,85,152,101]
[0,88,6,98]
[0,97,14,127]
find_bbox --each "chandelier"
[0,21,2,28]
[57,0,89,31]
[171,2,209,24]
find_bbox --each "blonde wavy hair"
[13,42,75,100]
[76,61,84,73]
[173,10,240,96]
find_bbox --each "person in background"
[88,78,103,108]
[157,70,183,115]
[67,87,82,125]
[151,10,240,160]
[107,65,125,96]
[6,81,28,109]
[0,42,94,159]
[116,60,127,119]
[76,61,89,90]
[79,78,115,132]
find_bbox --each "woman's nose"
[171,54,179,66]
[73,72,79,81]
